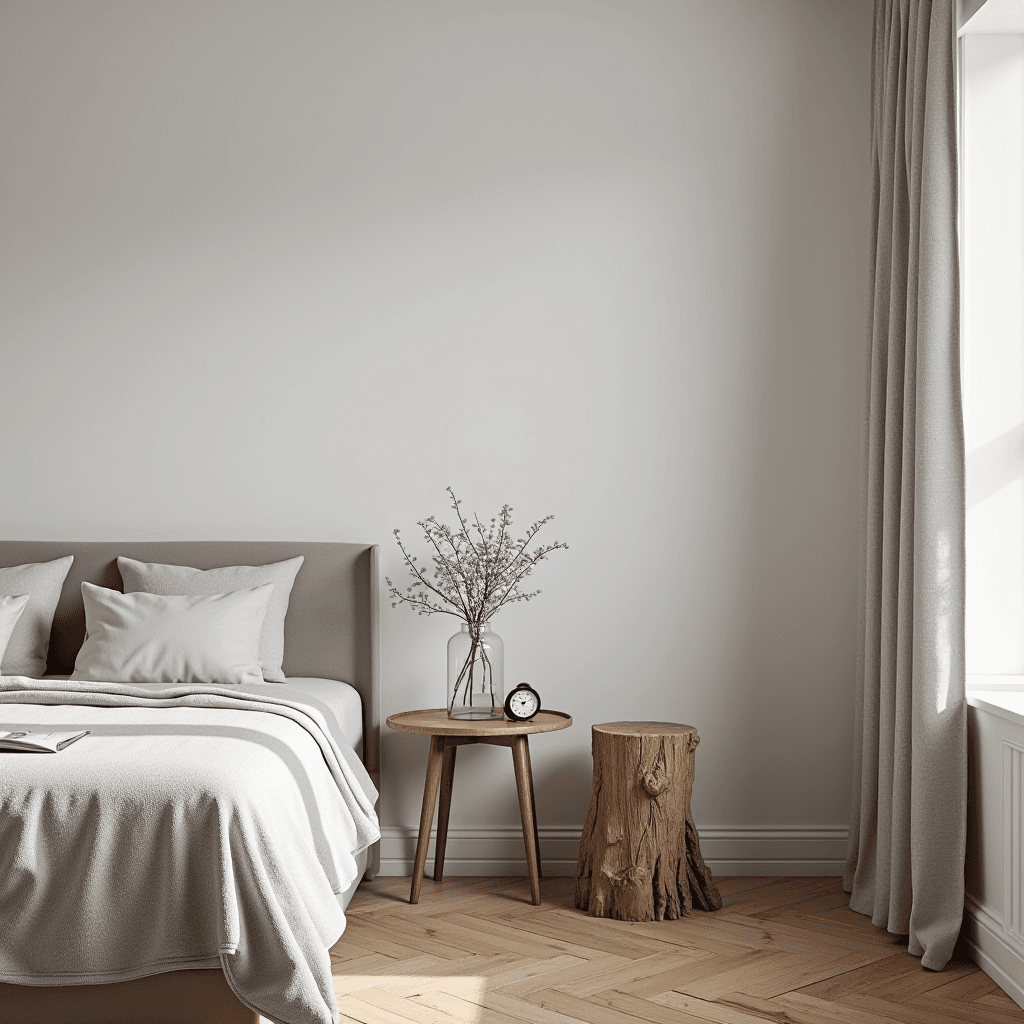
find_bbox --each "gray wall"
[0,0,871,871]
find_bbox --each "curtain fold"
[844,0,965,973]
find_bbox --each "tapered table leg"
[511,736,541,905]
[526,745,542,879]
[410,735,446,904]
[433,744,457,881]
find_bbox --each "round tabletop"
[387,708,572,737]
[593,721,697,735]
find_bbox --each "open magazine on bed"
[0,729,89,752]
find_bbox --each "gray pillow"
[0,595,30,669]
[117,555,303,682]
[71,583,272,686]
[0,555,74,677]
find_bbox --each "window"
[962,1,1024,675]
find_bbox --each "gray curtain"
[844,0,965,972]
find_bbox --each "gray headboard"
[0,540,380,797]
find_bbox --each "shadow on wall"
[530,750,593,825]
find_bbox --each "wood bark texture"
[575,722,722,921]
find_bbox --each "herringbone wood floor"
[330,876,1024,1024]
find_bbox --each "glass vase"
[447,621,504,720]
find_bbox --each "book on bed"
[0,729,89,752]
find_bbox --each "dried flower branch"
[385,487,568,627]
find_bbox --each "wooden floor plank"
[339,993,435,1024]
[795,954,922,1001]
[436,955,591,996]
[649,990,779,1023]
[926,967,1000,1003]
[494,907,681,958]
[355,986,471,1024]
[494,954,633,997]
[721,991,872,1024]
[693,914,875,961]
[529,986,703,1024]
[591,989,717,1024]
[742,991,907,1024]
[441,910,619,960]
[741,951,896,1000]
[775,912,906,949]
[400,914,560,958]
[558,951,701,998]
[335,920,442,960]
[868,957,977,1001]
[368,954,524,998]
[723,914,897,956]
[412,989,533,1024]
[844,992,1016,1024]
[333,954,452,996]
[982,991,1024,1011]
[378,914,514,957]
[614,957,745,1000]
[679,950,808,1000]
[328,951,398,972]
[909,993,1024,1024]
[469,989,603,1024]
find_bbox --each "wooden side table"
[387,708,572,906]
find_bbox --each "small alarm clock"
[504,682,542,722]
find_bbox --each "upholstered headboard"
[0,541,381,807]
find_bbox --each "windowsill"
[967,676,1024,728]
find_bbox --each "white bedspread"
[0,677,380,1024]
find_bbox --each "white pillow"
[117,555,302,682]
[0,595,30,672]
[70,583,274,686]
[0,556,74,677]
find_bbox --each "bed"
[0,540,381,1024]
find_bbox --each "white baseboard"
[377,826,848,877]
[964,893,1024,1011]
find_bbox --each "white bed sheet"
[44,675,364,758]
[276,677,363,758]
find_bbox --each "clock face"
[508,687,539,719]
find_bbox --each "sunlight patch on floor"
[331,954,592,1023]
[333,972,491,1023]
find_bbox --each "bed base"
[0,970,257,1024]
[0,850,368,1023]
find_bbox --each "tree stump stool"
[575,721,722,921]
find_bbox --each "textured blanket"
[0,678,380,1024]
